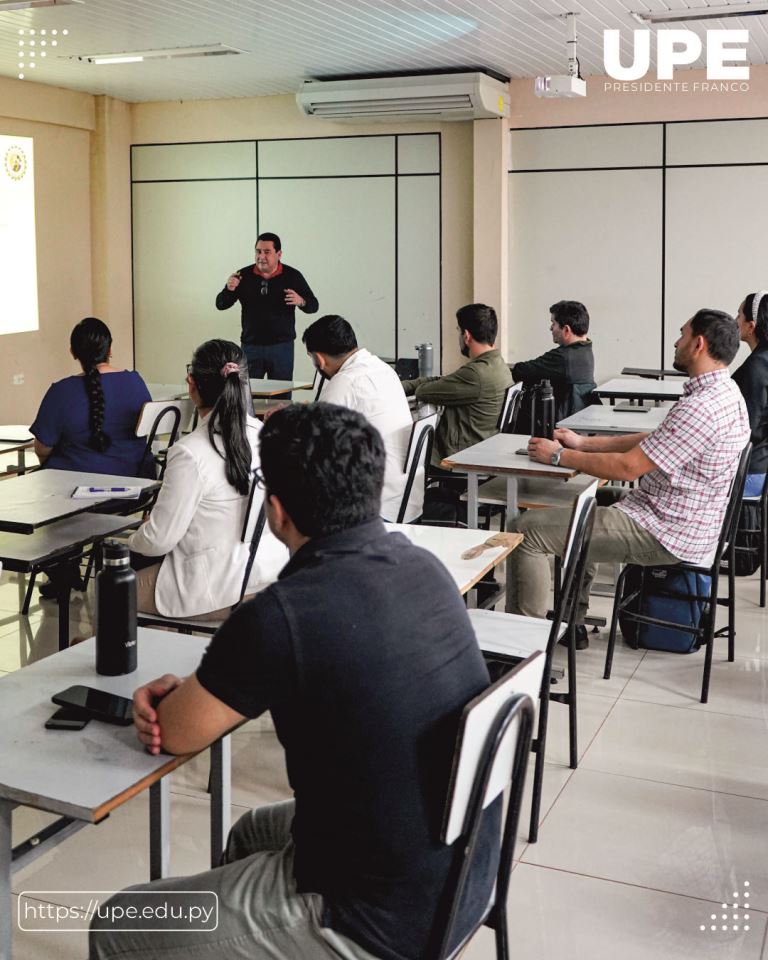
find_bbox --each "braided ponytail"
[70,317,113,453]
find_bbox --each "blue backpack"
[618,565,712,654]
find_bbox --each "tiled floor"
[4,569,768,958]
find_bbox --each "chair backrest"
[397,412,438,523]
[498,382,523,434]
[234,475,268,608]
[136,399,194,483]
[432,653,540,960]
[550,484,598,646]
[716,442,752,565]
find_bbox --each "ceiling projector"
[534,12,586,99]
[534,75,586,98]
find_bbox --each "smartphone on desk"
[45,706,90,731]
[51,685,134,726]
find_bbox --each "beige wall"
[131,94,473,373]
[0,77,96,423]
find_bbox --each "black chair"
[428,657,539,960]
[396,413,438,524]
[468,483,598,842]
[604,443,752,704]
[733,471,768,607]
[137,476,267,636]
[498,383,523,434]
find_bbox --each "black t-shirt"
[214,263,319,345]
[196,519,498,960]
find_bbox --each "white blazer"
[320,349,420,522]
[128,414,288,618]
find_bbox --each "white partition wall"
[132,134,441,384]
[509,118,768,381]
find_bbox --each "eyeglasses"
[186,363,194,376]
[253,467,266,490]
[260,280,269,296]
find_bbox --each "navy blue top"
[197,519,498,960]
[30,370,153,477]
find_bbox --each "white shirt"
[128,413,288,618]
[320,349,421,522]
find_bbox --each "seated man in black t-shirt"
[90,403,497,960]
[512,299,597,433]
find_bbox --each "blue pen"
[88,487,128,493]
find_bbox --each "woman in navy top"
[31,317,152,477]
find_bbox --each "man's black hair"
[302,315,358,357]
[256,232,281,252]
[550,300,590,337]
[689,309,740,365]
[456,303,497,346]
[259,403,385,538]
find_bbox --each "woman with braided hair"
[31,317,151,476]
[127,339,287,620]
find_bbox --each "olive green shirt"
[402,349,513,466]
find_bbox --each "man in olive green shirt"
[402,303,513,468]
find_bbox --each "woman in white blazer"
[128,339,288,619]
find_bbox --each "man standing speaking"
[216,232,319,379]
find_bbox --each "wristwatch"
[550,448,563,467]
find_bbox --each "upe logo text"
[604,29,749,81]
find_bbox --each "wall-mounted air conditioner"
[296,72,510,122]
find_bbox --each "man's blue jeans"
[243,342,294,380]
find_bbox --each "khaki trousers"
[89,800,379,960]
[508,504,679,620]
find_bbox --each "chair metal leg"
[604,567,629,680]
[566,624,578,770]
[528,665,551,844]
[494,908,510,960]
[21,568,37,615]
[700,590,718,704]
[728,541,736,663]
[761,494,767,608]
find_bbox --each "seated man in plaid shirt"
[511,309,750,649]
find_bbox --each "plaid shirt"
[617,369,750,565]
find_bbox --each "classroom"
[1,2,767,958]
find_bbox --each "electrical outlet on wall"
[12,374,24,386]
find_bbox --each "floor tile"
[522,768,768,910]
[12,895,88,960]
[462,864,766,960]
[516,758,573,848]
[552,628,646,699]
[582,698,768,800]
[621,652,768,719]
[539,691,615,767]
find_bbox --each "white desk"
[595,377,684,404]
[145,383,187,402]
[386,523,522,595]
[0,440,33,477]
[0,470,159,534]
[441,433,578,528]
[557,403,672,435]
[249,378,313,398]
[620,367,686,380]
[0,632,231,959]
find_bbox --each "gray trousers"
[508,504,679,620]
[89,799,379,959]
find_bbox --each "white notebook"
[71,485,142,500]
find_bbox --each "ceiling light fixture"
[73,43,243,64]
[632,3,768,24]
[0,0,82,10]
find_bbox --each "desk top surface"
[441,433,578,479]
[620,367,686,379]
[145,383,187,401]
[0,632,207,822]
[249,378,313,396]
[386,523,522,595]
[595,377,685,399]
[0,425,34,444]
[558,403,672,434]
[0,470,159,534]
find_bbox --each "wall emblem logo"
[4,145,27,181]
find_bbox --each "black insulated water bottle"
[531,380,555,440]
[96,540,137,676]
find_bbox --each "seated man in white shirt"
[302,315,421,522]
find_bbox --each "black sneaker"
[558,625,589,650]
